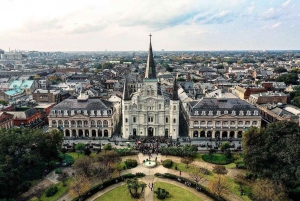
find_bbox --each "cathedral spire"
[145,34,156,79]
[172,77,179,100]
[123,78,131,100]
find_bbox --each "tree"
[243,122,300,199]
[69,174,90,199]
[0,128,63,198]
[291,96,300,108]
[181,157,194,168]
[96,150,121,167]
[126,178,146,198]
[103,143,112,152]
[73,157,93,177]
[208,175,228,198]
[252,179,287,201]
[276,73,298,85]
[92,162,112,184]
[274,67,287,74]
[188,166,204,188]
[212,165,228,175]
[75,143,86,154]
[84,148,92,156]
[57,172,69,187]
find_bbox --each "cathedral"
[122,35,179,139]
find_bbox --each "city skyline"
[0,0,299,51]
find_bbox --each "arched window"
[103,120,108,127]
[71,120,76,127]
[52,120,57,127]
[173,118,176,123]
[165,117,169,123]
[133,117,136,123]
[84,121,88,127]
[91,120,95,127]
[125,118,128,123]
[64,120,69,127]
[97,120,102,127]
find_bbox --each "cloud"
[271,22,282,29]
[247,2,255,13]
[192,10,236,24]
[22,18,63,32]
[282,0,291,7]
[69,23,107,34]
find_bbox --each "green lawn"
[226,177,252,201]
[202,154,233,165]
[29,178,72,201]
[65,152,85,162]
[154,182,203,201]
[95,184,143,201]
[170,162,191,172]
[193,153,203,161]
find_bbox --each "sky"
[0,0,299,51]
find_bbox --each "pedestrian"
[151,182,154,188]
[148,183,150,188]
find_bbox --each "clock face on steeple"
[147,98,155,105]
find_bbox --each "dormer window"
[254,110,259,115]
[77,110,81,114]
[52,110,56,115]
[64,110,68,116]
[97,110,101,116]
[84,110,88,115]
[103,110,107,116]
[231,110,236,116]
[246,110,251,115]
[224,110,228,114]
[239,111,244,116]
[201,111,206,115]
[216,111,221,116]
[194,111,199,115]
[71,110,75,115]
[208,111,213,115]
[90,110,95,116]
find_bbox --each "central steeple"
[145,34,156,79]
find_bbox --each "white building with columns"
[181,97,261,139]
[122,35,179,139]
[48,93,120,138]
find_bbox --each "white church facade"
[122,35,179,139]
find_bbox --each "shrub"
[45,186,58,197]
[162,159,173,168]
[55,168,62,174]
[199,167,210,175]
[125,159,138,168]
[155,187,169,199]
[135,172,145,178]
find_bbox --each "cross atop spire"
[149,33,152,42]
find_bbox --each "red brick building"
[7,108,43,128]
[0,112,14,129]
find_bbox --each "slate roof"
[51,98,113,116]
[188,98,258,116]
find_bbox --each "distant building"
[248,92,288,105]
[235,86,267,100]
[33,89,70,104]
[0,112,14,129]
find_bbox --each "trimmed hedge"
[125,159,138,168]
[71,173,145,201]
[154,173,227,201]
[45,186,58,197]
[162,159,173,168]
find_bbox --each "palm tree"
[126,178,146,198]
